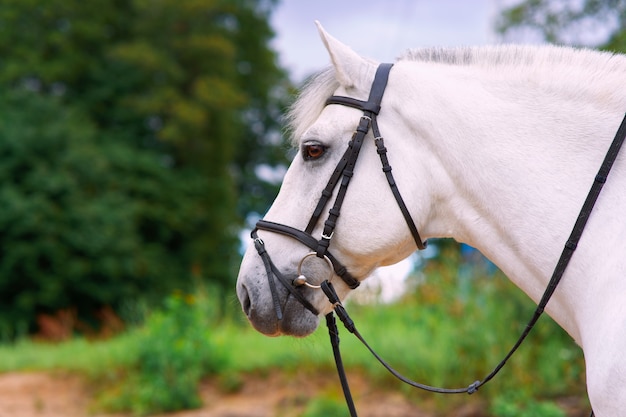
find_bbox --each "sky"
[270,0,505,82]
[264,0,511,301]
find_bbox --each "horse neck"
[390,60,626,341]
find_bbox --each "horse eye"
[302,144,327,161]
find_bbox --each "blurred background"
[0,0,624,416]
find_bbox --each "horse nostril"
[242,287,252,316]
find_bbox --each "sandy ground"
[0,371,588,417]
[0,371,475,417]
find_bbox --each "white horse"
[236,22,626,416]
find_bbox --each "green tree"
[0,0,288,335]
[0,89,210,336]
[497,0,626,52]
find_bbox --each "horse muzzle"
[236,274,322,337]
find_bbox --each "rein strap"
[324,112,626,417]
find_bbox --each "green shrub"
[0,242,587,416]
[301,396,350,417]
[0,89,212,338]
[99,291,226,415]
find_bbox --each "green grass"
[0,332,140,375]
[301,396,350,417]
[0,251,587,415]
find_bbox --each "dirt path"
[0,372,107,417]
[0,371,587,417]
[0,371,480,417]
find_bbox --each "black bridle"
[251,62,626,417]
[251,63,424,320]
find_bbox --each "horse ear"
[315,21,374,89]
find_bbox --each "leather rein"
[251,63,626,417]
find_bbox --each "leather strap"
[325,64,427,250]
[256,220,360,289]
[251,229,319,315]
[372,125,427,250]
[316,115,370,258]
[253,236,284,319]
[305,144,352,234]
[325,312,358,417]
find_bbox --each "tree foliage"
[0,0,288,335]
[0,90,210,335]
[497,0,626,52]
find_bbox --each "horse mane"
[399,44,624,69]
[287,45,626,145]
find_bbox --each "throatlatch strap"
[372,117,427,250]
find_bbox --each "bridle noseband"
[251,62,626,417]
[251,63,425,319]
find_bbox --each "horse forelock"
[286,67,339,146]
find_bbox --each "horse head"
[236,23,431,336]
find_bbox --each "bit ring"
[294,252,334,289]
